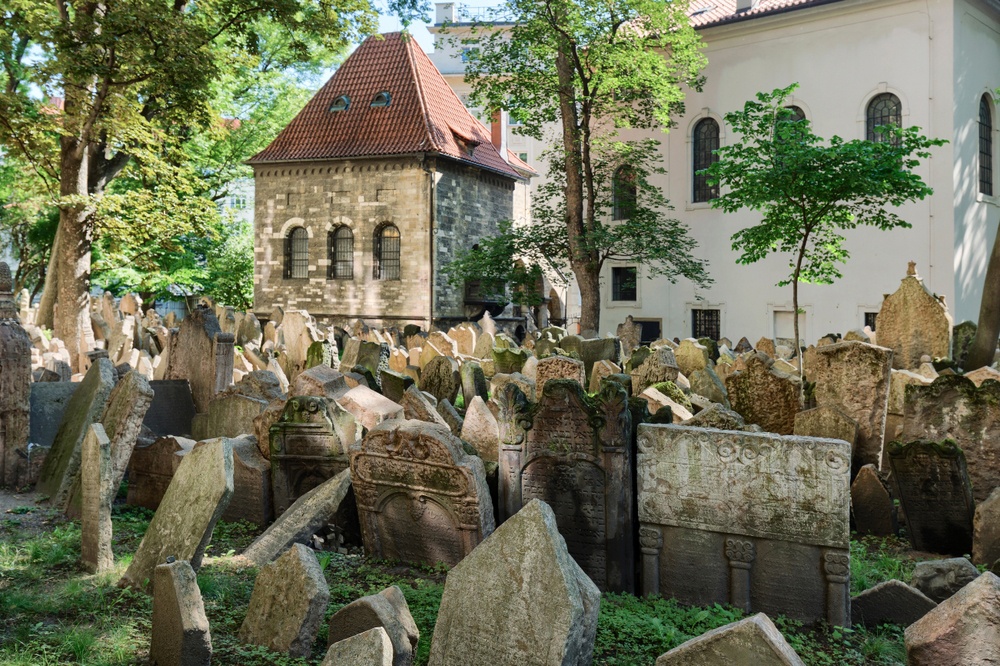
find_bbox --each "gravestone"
[459,361,488,404]
[725,352,800,435]
[222,435,273,526]
[655,613,805,665]
[905,572,1000,666]
[400,384,450,429]
[876,263,952,370]
[419,356,460,404]
[323,627,393,666]
[902,375,1000,502]
[589,359,622,393]
[428,499,600,666]
[675,339,711,378]
[337,385,404,432]
[911,558,980,602]
[150,559,212,666]
[36,357,115,507]
[616,316,641,357]
[793,405,859,450]
[497,379,634,593]
[851,580,937,629]
[808,341,891,471]
[126,436,194,511]
[0,262,31,487]
[81,424,113,573]
[887,440,974,555]
[974,487,1000,566]
[492,347,530,374]
[270,396,350,516]
[534,355,586,399]
[380,369,414,404]
[851,464,895,537]
[144,380,197,438]
[578,337,619,382]
[340,339,384,378]
[636,424,851,625]
[631,347,680,395]
[460,396,499,462]
[239,543,329,658]
[952,320,977,369]
[327,585,419,666]
[28,382,78,447]
[350,420,493,568]
[885,369,932,449]
[166,306,235,413]
[120,438,234,592]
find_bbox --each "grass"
[0,504,920,665]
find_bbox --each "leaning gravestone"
[0,261,31,488]
[792,405,859,449]
[497,379,634,593]
[655,613,805,665]
[166,305,235,413]
[36,357,115,507]
[725,352,800,435]
[630,347,680,395]
[81,424,113,574]
[239,543,330,658]
[120,438,234,592]
[350,420,494,568]
[902,375,1000,503]
[150,559,212,666]
[887,440,974,555]
[851,464,895,537]
[636,424,851,625]
[126,436,194,511]
[428,499,600,666]
[323,627,394,666]
[144,379,197,438]
[419,355,461,404]
[905,572,1000,666]
[327,585,419,666]
[270,396,351,516]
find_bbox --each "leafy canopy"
[705,84,946,288]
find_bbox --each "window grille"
[374,225,401,280]
[866,93,901,145]
[981,95,994,196]
[864,312,878,331]
[693,118,720,202]
[612,166,637,220]
[692,309,721,340]
[328,226,354,279]
[284,227,309,279]
[612,266,637,301]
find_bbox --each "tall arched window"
[866,93,902,144]
[786,105,806,123]
[981,95,994,196]
[328,226,354,279]
[612,165,637,220]
[693,118,720,203]
[373,224,401,280]
[284,227,309,279]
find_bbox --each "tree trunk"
[53,139,96,372]
[967,224,1000,370]
[575,262,601,337]
[36,225,61,329]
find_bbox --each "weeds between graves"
[0,507,914,665]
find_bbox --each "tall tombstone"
[270,396,351,516]
[0,262,32,487]
[166,306,235,413]
[725,352,801,435]
[902,375,1000,502]
[80,424,113,573]
[887,440,974,555]
[497,379,634,593]
[875,262,952,370]
[808,341,892,471]
[636,424,852,626]
[534,355,586,400]
[36,357,115,507]
[126,436,195,511]
[350,420,494,568]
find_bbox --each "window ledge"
[976,192,1000,207]
[685,201,715,211]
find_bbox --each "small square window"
[692,309,720,340]
[518,152,528,162]
[461,47,478,63]
[864,312,878,331]
[612,267,637,301]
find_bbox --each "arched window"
[284,227,309,279]
[981,95,994,196]
[612,166,637,220]
[371,91,391,108]
[373,224,401,280]
[866,93,902,144]
[693,118,720,203]
[328,226,354,279]
[786,105,806,123]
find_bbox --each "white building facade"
[429,0,1000,344]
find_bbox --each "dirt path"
[0,488,59,534]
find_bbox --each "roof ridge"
[404,34,441,153]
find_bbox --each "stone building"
[250,32,533,330]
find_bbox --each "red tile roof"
[687,0,842,28]
[250,32,523,179]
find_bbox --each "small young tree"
[704,84,945,377]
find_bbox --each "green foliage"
[850,535,916,596]
[205,218,256,310]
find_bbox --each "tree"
[0,0,426,370]
[704,84,945,377]
[454,0,710,336]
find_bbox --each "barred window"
[284,227,309,279]
[612,165,637,220]
[373,224,401,280]
[866,93,902,145]
[864,312,878,331]
[328,226,354,279]
[692,309,720,340]
[693,118,720,202]
[981,95,994,196]
[612,266,637,301]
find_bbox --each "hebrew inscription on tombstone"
[887,440,975,555]
[270,396,350,516]
[350,420,494,567]
[636,424,851,626]
[498,379,634,593]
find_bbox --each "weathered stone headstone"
[974,487,1000,566]
[380,369,414,404]
[616,316,641,358]
[655,613,804,665]
[851,580,936,629]
[120,438,234,592]
[436,398,464,437]
[418,355,460,404]
[166,306,234,413]
[578,337,619,382]
[150,559,212,666]
[674,339,711,378]
[754,337,775,357]
[498,379,634,592]
[725,352,800,435]
[876,263,952,370]
[428,499,599,666]
[850,464,895,537]
[902,375,1000,502]
[793,405,859,449]
[243,468,352,566]
[270,396,350,516]
[459,361,488,404]
[81,424,113,573]
[884,369,932,448]
[905,572,1000,666]
[0,262,31,488]
[963,365,1000,386]
[952,320,977,369]
[220,435,273,526]
[887,440,974,555]
[688,366,728,407]
[324,627,393,666]
[337,385,404,432]
[492,347,529,375]
[490,372,535,402]
[459,396,500,462]
[239,543,329,658]
[631,347,680,395]
[341,339,384,378]
[589,359,621,393]
[327,586,418,666]
[350,420,494,567]
[808,341,891,470]
[126,436,194,511]
[37,358,115,507]
[637,424,851,625]
[144,379,197,438]
[400,384,449,428]
[911,557,981,603]
[534,355,586,399]
[682,404,755,431]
